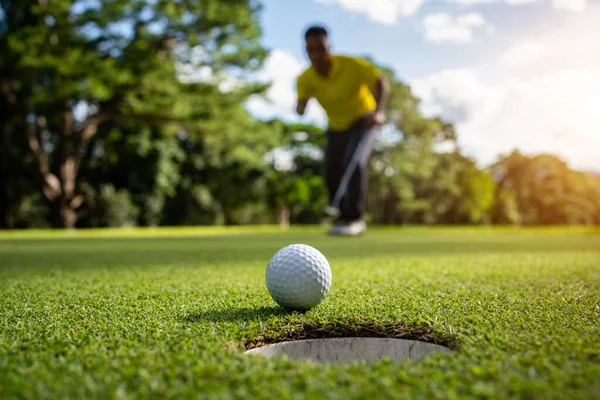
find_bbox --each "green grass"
[1,226,599,399]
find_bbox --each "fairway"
[1,227,599,399]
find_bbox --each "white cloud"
[447,0,539,4]
[552,0,587,12]
[411,68,600,171]
[423,13,491,44]
[411,69,488,123]
[502,41,544,66]
[410,5,600,172]
[447,0,589,11]
[245,49,327,127]
[313,0,425,25]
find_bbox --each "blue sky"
[258,0,560,80]
[246,0,600,172]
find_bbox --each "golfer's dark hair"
[304,25,328,40]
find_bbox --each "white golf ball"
[265,244,332,310]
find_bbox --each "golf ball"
[265,244,332,310]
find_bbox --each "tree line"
[1,0,598,230]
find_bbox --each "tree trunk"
[47,197,78,230]
[25,108,105,230]
[56,106,80,229]
[278,205,290,230]
[60,198,78,230]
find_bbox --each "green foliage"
[491,151,600,225]
[79,121,185,227]
[2,192,50,229]
[83,183,140,228]
[366,69,461,225]
[0,0,268,228]
[440,153,496,224]
[0,125,49,228]
[164,113,279,226]
[490,187,522,225]
[76,113,279,227]
[263,120,328,225]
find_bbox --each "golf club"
[323,113,400,219]
[323,131,371,218]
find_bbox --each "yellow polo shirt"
[296,54,380,131]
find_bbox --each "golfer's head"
[304,25,330,66]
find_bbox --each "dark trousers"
[324,117,377,222]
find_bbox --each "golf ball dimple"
[265,244,332,310]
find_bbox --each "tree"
[263,120,328,228]
[166,110,280,226]
[490,151,600,225]
[364,60,458,225]
[76,104,280,228]
[0,0,267,229]
[76,119,184,227]
[437,152,496,225]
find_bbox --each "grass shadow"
[181,305,298,324]
[244,318,461,351]
[181,307,460,353]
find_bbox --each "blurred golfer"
[295,25,390,236]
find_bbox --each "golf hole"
[244,337,453,364]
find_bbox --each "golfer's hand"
[296,97,309,116]
[365,110,386,127]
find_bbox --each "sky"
[245,0,600,172]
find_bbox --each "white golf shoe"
[328,219,366,236]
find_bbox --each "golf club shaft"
[325,114,399,217]
[331,131,371,210]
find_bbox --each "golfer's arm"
[296,97,310,116]
[373,75,390,112]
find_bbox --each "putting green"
[1,226,598,399]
